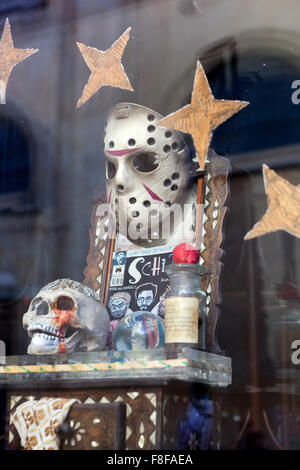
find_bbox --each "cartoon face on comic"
[135,283,157,311]
[108,291,132,319]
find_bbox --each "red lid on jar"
[172,243,200,264]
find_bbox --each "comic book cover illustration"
[105,245,175,349]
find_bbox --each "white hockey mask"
[23,279,110,354]
[104,103,192,245]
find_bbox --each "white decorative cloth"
[11,397,79,450]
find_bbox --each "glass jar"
[164,263,206,349]
[113,311,165,351]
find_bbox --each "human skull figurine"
[23,279,110,354]
[104,103,195,246]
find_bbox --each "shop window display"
[0,0,299,453]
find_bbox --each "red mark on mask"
[143,184,163,201]
[108,189,112,203]
[106,148,139,157]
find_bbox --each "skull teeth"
[28,323,62,339]
[32,332,58,341]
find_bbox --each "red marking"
[23,296,31,306]
[144,318,159,348]
[277,281,300,300]
[53,309,78,354]
[108,189,112,203]
[143,184,163,202]
[59,336,67,353]
[53,309,77,328]
[106,148,139,157]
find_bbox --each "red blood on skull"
[59,339,67,354]
[53,309,77,328]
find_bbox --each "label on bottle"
[164,296,199,344]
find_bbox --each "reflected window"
[0,115,33,212]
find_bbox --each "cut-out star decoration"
[0,18,39,104]
[244,164,300,240]
[157,60,249,170]
[76,27,134,108]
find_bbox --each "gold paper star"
[157,61,249,170]
[245,165,300,240]
[76,27,134,108]
[0,18,39,104]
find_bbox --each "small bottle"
[164,244,206,349]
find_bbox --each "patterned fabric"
[11,397,79,450]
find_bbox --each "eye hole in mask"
[106,160,116,179]
[133,152,160,173]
